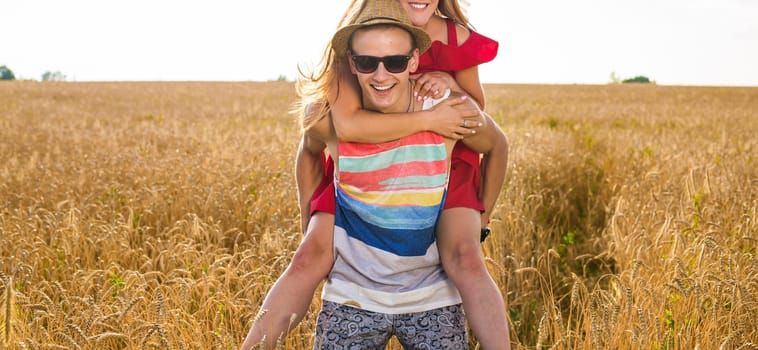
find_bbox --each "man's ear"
[408,48,420,72]
[346,51,358,74]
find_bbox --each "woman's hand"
[427,95,484,140]
[411,71,458,101]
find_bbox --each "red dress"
[310,19,499,216]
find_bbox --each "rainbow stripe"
[323,130,461,314]
[335,131,448,256]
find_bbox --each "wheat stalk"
[65,324,88,347]
[54,331,80,350]
[88,331,127,342]
[536,314,548,348]
[1,277,14,348]
[118,296,144,323]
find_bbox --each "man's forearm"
[295,137,325,233]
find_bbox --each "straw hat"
[331,0,432,56]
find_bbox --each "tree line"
[0,65,67,81]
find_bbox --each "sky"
[3,0,758,86]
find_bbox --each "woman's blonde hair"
[292,0,367,132]
[291,0,473,132]
[437,0,474,30]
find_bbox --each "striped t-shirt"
[322,93,461,314]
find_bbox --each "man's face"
[348,26,419,113]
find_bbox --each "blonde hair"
[293,0,367,132]
[437,0,474,30]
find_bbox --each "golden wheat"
[1,81,756,349]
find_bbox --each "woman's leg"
[437,207,511,349]
[239,212,335,350]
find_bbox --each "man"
[302,1,506,347]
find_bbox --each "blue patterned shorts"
[314,301,468,349]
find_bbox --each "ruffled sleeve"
[417,27,499,74]
[457,31,499,68]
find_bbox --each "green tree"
[0,65,15,80]
[609,71,621,84]
[622,75,651,84]
[42,71,67,81]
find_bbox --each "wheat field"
[0,81,756,349]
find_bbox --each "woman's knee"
[289,240,331,275]
[290,221,334,276]
[441,240,487,275]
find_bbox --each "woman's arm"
[453,64,504,225]
[458,111,507,228]
[476,118,507,228]
[454,65,486,110]
[329,66,478,143]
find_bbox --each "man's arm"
[295,102,334,234]
[295,133,325,234]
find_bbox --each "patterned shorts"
[314,301,468,349]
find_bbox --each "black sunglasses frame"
[350,54,412,74]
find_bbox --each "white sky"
[3,0,758,86]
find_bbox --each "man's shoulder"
[422,89,453,110]
[305,111,333,143]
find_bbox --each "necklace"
[407,81,415,112]
[373,83,414,150]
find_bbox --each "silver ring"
[462,120,466,127]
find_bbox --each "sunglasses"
[350,54,412,74]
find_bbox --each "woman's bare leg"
[239,212,335,350]
[437,207,511,349]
